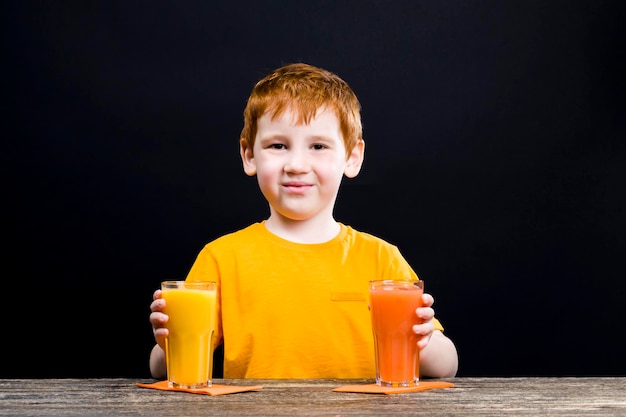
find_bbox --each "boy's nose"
[284,150,310,173]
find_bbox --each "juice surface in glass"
[369,280,423,387]
[162,281,217,389]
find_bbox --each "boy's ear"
[344,139,365,178]
[240,138,257,176]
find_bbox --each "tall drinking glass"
[161,280,217,389]
[369,279,424,387]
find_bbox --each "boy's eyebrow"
[308,135,338,143]
[258,134,337,142]
[257,134,288,142]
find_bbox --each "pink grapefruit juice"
[369,280,423,386]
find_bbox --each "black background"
[5,1,625,378]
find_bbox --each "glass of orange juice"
[162,280,217,389]
[369,279,424,387]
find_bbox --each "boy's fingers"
[421,293,434,306]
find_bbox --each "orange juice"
[369,280,423,386]
[162,281,217,388]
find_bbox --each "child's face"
[241,107,363,222]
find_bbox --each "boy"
[149,63,458,379]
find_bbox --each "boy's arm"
[419,330,459,378]
[149,344,167,379]
[149,290,169,379]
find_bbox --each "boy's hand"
[413,293,435,349]
[149,289,169,350]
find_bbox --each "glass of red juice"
[369,279,424,387]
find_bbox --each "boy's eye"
[269,143,286,150]
[312,144,327,150]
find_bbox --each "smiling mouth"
[283,183,312,193]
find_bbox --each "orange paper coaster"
[333,381,454,395]
[136,380,263,396]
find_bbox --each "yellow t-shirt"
[186,221,444,379]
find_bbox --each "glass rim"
[369,279,423,288]
[161,280,217,288]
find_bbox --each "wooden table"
[1,377,625,416]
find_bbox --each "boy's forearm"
[149,344,167,379]
[419,330,459,378]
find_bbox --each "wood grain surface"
[1,377,625,416]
